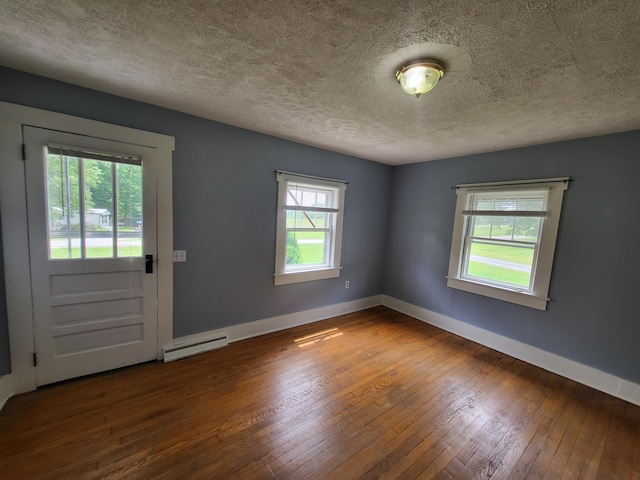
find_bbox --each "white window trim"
[274,172,346,286]
[447,177,569,311]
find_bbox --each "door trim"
[0,101,174,395]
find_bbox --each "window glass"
[284,182,336,271]
[275,173,346,285]
[464,241,536,289]
[45,147,143,260]
[83,158,114,258]
[116,163,143,257]
[46,152,81,259]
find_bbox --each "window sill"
[274,267,341,286]
[446,277,549,311]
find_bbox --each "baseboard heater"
[163,335,229,362]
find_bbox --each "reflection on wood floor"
[1,306,638,479]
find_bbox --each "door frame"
[0,101,174,396]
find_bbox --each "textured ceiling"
[0,0,639,165]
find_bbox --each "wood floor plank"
[205,320,455,477]
[421,367,542,479]
[560,388,606,480]
[1,306,638,479]
[631,400,640,480]
[596,393,637,480]
[280,341,489,478]
[358,353,521,479]
[318,348,500,479]
[541,384,599,479]
[506,377,577,479]
[491,380,579,480]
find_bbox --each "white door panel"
[24,126,158,386]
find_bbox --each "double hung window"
[447,178,569,310]
[274,172,346,285]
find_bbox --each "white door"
[24,126,159,386]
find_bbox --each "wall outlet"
[173,250,187,262]
[345,280,350,288]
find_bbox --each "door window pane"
[46,153,81,259]
[83,159,114,258]
[116,163,142,257]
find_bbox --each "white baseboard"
[165,295,384,354]
[381,295,640,407]
[0,373,13,411]
[9,293,634,410]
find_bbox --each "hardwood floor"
[1,306,639,479]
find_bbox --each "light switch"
[173,250,187,262]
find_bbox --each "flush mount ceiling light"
[395,60,445,98]
[375,43,472,101]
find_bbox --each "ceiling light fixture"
[395,59,445,98]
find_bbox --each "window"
[274,172,346,285]
[45,145,143,260]
[447,178,569,310]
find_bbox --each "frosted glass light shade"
[395,60,445,98]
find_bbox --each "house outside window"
[274,172,346,285]
[447,178,569,310]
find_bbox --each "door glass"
[116,163,143,257]
[83,158,114,258]
[45,147,142,259]
[46,152,81,259]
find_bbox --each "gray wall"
[0,67,392,339]
[0,211,10,375]
[1,66,639,387]
[383,131,640,384]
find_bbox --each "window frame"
[447,178,569,310]
[274,172,347,286]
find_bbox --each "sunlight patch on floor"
[294,328,343,347]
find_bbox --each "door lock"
[145,254,154,273]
